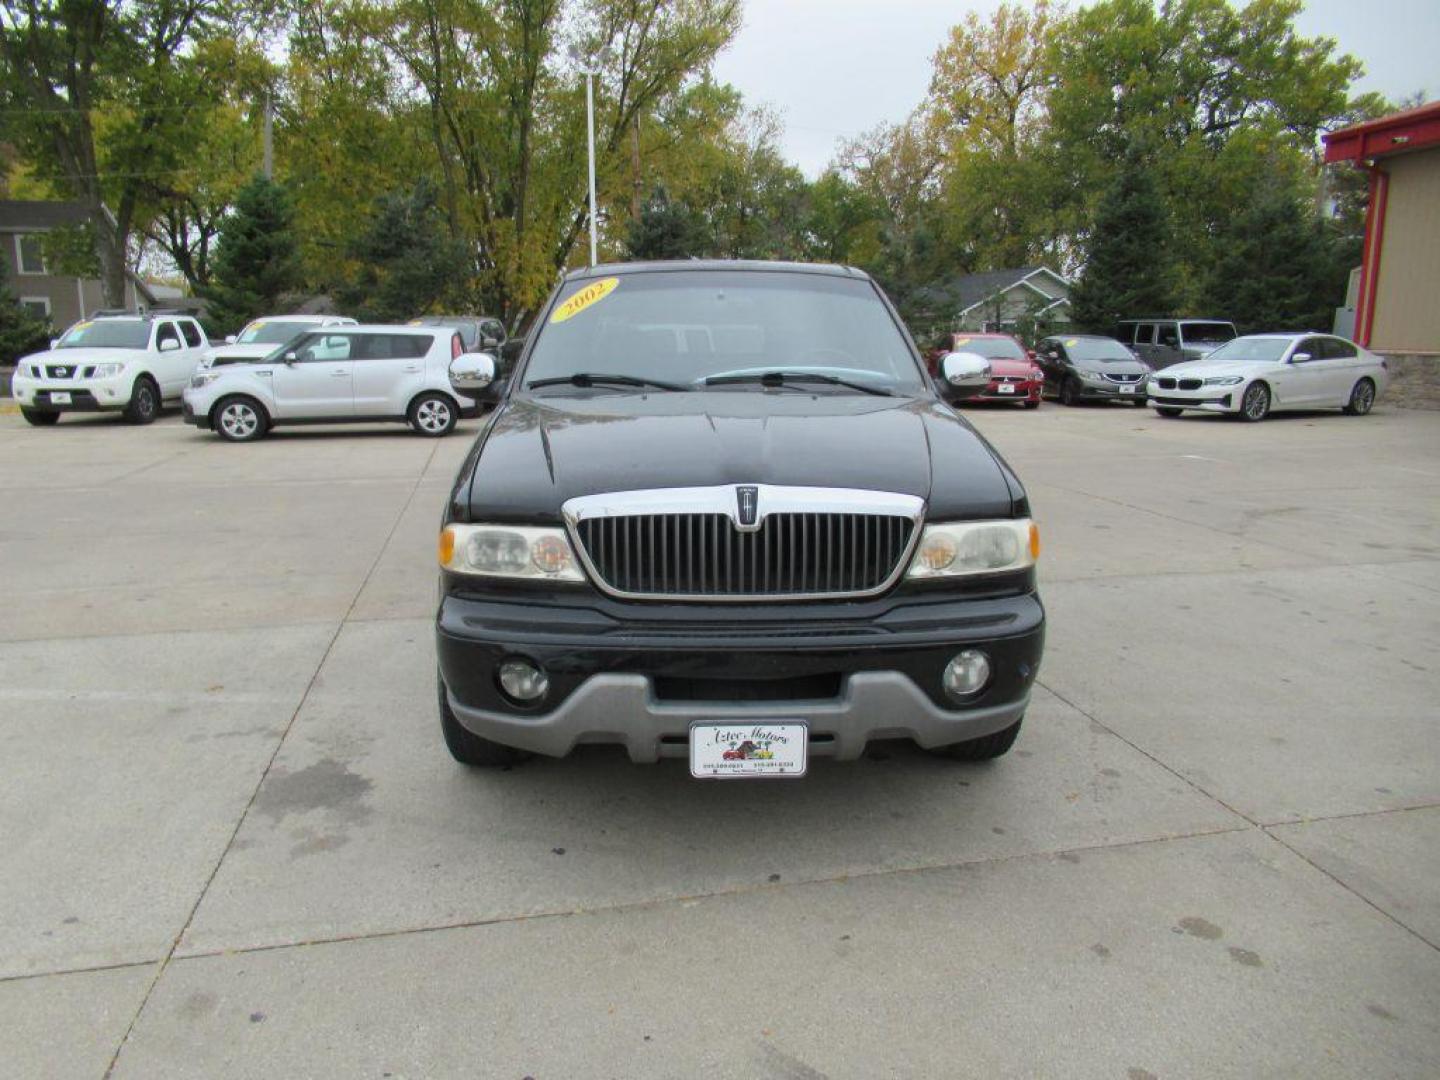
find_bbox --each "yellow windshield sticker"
[954,337,971,346]
[74,320,93,331]
[550,277,619,323]
[250,320,266,330]
[1064,338,1078,346]
[407,319,422,325]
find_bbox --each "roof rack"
[89,306,195,320]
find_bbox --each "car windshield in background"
[954,337,1025,360]
[1063,338,1135,362]
[237,321,320,345]
[522,271,925,394]
[58,320,150,349]
[1203,337,1291,363]
[1184,323,1236,344]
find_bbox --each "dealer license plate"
[50,392,72,404]
[690,721,808,779]
[997,384,1015,393]
[1119,385,1135,394]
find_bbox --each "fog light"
[497,659,549,703]
[943,650,991,700]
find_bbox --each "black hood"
[463,392,1018,524]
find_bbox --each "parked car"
[1035,335,1151,406]
[182,324,482,441]
[1115,318,1236,369]
[10,309,210,426]
[205,315,357,367]
[929,333,1042,408]
[434,260,1045,775]
[409,315,510,405]
[1146,332,1388,421]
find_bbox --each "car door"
[152,321,188,394]
[1278,337,1328,406]
[1317,336,1361,404]
[1153,322,1182,368]
[268,331,356,418]
[1128,323,1156,367]
[173,320,207,394]
[351,332,432,416]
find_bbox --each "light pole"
[584,67,598,267]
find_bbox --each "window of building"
[17,234,46,275]
[20,297,51,319]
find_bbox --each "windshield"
[1062,337,1136,362]
[950,336,1025,360]
[237,320,320,345]
[57,320,149,350]
[1202,337,1291,363]
[1183,322,1236,345]
[522,271,925,394]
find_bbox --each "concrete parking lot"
[1,400,1437,1078]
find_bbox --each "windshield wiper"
[704,371,893,397]
[527,372,688,392]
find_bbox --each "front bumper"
[436,587,1044,762]
[11,373,131,412]
[978,380,1042,403]
[1076,380,1147,401]
[1148,391,1235,413]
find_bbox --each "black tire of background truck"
[123,376,160,424]
[928,717,1024,761]
[21,408,59,426]
[1342,377,1375,416]
[438,671,530,766]
[409,391,459,437]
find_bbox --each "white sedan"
[1146,333,1388,421]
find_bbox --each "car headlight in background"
[91,362,126,377]
[439,524,585,581]
[190,372,224,388]
[908,519,1039,579]
[1203,375,1244,386]
[1083,370,1109,383]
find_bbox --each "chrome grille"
[1178,378,1203,390]
[46,365,77,379]
[573,510,918,599]
[1156,377,1177,389]
[1103,372,1143,383]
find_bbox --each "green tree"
[1069,149,1178,330]
[338,180,469,323]
[0,255,52,365]
[200,174,304,332]
[1202,182,1343,333]
[625,185,705,260]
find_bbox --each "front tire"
[123,376,160,425]
[1239,381,1271,422]
[1342,377,1375,416]
[1023,399,1040,410]
[409,392,458,437]
[21,408,60,427]
[1060,377,1081,407]
[1156,406,1183,418]
[212,395,268,442]
[929,717,1023,761]
[438,672,529,766]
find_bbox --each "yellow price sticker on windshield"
[954,337,971,346]
[74,320,93,331]
[550,277,619,323]
[250,320,266,330]
[1064,338,1078,346]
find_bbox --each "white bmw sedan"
[1146,333,1388,421]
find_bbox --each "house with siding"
[911,266,1072,338]
[1,200,155,331]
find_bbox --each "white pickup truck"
[10,310,210,426]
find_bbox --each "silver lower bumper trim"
[447,672,1029,763]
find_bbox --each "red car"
[928,333,1043,409]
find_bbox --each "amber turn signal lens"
[438,527,456,567]
[1029,522,1041,561]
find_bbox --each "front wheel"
[1342,377,1376,416]
[1239,381,1271,422]
[929,717,1023,761]
[1060,377,1081,407]
[123,376,160,424]
[438,672,529,766]
[213,395,268,442]
[1156,406,1183,418]
[1022,399,1040,410]
[409,392,458,437]
[21,408,60,427]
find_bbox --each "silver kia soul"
[181,324,496,441]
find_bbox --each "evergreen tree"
[1,256,53,366]
[1202,183,1345,334]
[339,181,469,323]
[1069,150,1179,331]
[200,175,305,333]
[625,186,708,261]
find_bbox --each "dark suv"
[435,262,1045,778]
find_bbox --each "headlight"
[439,524,585,581]
[908,519,1039,579]
[91,362,125,377]
[190,372,224,388]
[1203,375,1244,386]
[1083,370,1109,383]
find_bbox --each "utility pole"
[585,70,598,266]
[631,114,643,222]
[262,92,274,180]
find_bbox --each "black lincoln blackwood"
[435,261,1044,777]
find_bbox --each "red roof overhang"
[1324,101,1440,164]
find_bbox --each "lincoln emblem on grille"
[736,485,759,528]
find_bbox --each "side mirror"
[159,338,180,352]
[50,338,59,350]
[939,351,992,398]
[1289,352,1311,364]
[225,334,237,344]
[450,351,496,391]
[282,350,299,365]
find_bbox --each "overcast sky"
[711,0,1439,177]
